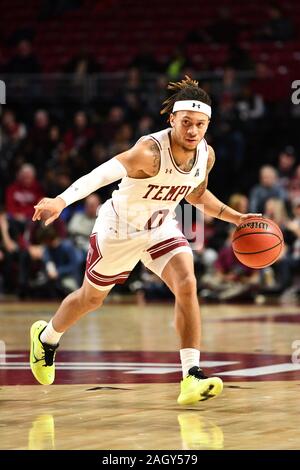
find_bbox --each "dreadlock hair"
[160,75,211,121]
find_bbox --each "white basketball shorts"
[85,200,193,291]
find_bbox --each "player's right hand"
[32,197,66,226]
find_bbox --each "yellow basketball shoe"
[30,321,59,385]
[177,367,223,405]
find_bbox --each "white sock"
[40,320,63,346]
[180,348,200,378]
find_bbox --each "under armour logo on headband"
[172,100,211,117]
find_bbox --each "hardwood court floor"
[1,301,300,450]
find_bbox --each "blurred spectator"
[108,123,133,155]
[213,92,246,185]
[129,266,173,304]
[276,146,297,191]
[236,84,265,122]
[249,165,288,213]
[68,193,101,260]
[261,197,291,294]
[5,163,44,227]
[23,109,51,172]
[194,213,228,292]
[165,47,192,80]
[18,217,67,298]
[285,198,300,261]
[288,164,300,201]
[41,225,82,292]
[43,169,71,198]
[5,39,41,74]
[122,67,143,95]
[134,115,155,140]
[279,199,300,302]
[89,143,108,168]
[215,233,257,282]
[228,193,249,213]
[201,228,259,301]
[98,106,125,145]
[263,197,288,226]
[0,209,20,293]
[63,110,95,156]
[280,216,300,303]
[45,125,64,162]
[0,210,18,254]
[1,110,26,143]
[18,220,81,299]
[43,170,74,221]
[213,66,242,102]
[0,110,27,200]
[256,4,294,42]
[122,92,144,124]
[145,75,168,117]
[26,218,67,246]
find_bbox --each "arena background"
[0,0,300,304]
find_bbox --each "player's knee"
[174,275,197,297]
[85,293,104,310]
[77,286,104,310]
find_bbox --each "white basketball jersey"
[111,128,209,230]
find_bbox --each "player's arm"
[186,146,261,226]
[32,138,160,226]
[115,137,161,178]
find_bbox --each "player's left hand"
[235,213,262,226]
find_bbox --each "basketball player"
[30,77,260,405]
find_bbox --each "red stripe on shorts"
[147,237,189,260]
[86,269,131,286]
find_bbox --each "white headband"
[172,100,211,118]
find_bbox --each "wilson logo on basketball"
[235,221,268,232]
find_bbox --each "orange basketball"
[232,217,284,269]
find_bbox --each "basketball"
[232,217,284,269]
